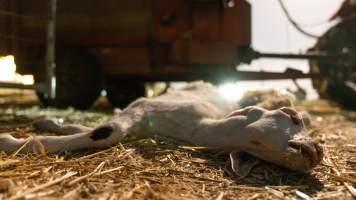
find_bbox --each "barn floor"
[0,90,355,200]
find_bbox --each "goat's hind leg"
[34,118,93,135]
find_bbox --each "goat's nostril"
[289,140,321,167]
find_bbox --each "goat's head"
[227,106,323,172]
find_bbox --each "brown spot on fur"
[90,126,113,141]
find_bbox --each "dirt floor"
[0,90,355,200]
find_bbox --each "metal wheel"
[35,48,103,109]
[106,81,146,108]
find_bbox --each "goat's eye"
[276,109,302,126]
[290,114,301,125]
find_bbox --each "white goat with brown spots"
[0,81,322,174]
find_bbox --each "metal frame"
[45,0,57,99]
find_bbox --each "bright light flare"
[16,74,34,85]
[0,55,34,85]
[0,55,16,81]
[218,82,244,101]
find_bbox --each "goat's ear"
[229,151,260,178]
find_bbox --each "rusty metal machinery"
[310,17,356,109]
[235,17,356,110]
[0,0,252,109]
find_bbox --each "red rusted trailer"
[0,0,252,108]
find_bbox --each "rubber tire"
[310,18,356,110]
[106,82,145,108]
[35,48,102,109]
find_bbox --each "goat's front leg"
[0,121,127,154]
[1,98,148,155]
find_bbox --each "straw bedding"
[0,100,354,200]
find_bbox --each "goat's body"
[0,81,323,172]
[117,82,238,142]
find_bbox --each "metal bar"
[0,33,42,43]
[46,0,57,99]
[256,52,331,60]
[9,0,20,57]
[0,9,41,19]
[0,82,34,90]
[236,46,347,64]
[0,9,46,20]
[106,70,320,82]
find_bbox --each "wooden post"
[46,0,57,99]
